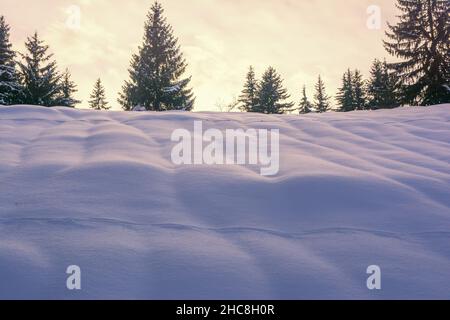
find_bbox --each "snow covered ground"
[0,104,449,299]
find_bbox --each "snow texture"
[162,84,181,93]
[0,104,450,299]
[132,105,147,112]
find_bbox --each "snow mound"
[0,104,450,299]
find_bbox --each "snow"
[162,84,181,93]
[132,104,147,111]
[0,104,450,299]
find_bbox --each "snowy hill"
[0,104,450,299]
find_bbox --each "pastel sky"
[1,0,399,111]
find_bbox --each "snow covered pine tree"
[352,70,367,110]
[298,85,313,114]
[384,0,450,105]
[17,32,62,107]
[238,66,260,112]
[0,16,21,105]
[118,1,194,111]
[89,78,109,110]
[57,69,81,108]
[257,67,294,114]
[367,59,399,110]
[336,69,354,112]
[313,75,331,113]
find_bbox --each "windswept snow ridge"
[0,104,450,299]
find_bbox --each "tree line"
[0,16,110,110]
[0,0,448,112]
[238,0,449,114]
[238,58,399,115]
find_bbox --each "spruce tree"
[238,66,259,112]
[367,59,399,109]
[89,78,109,110]
[381,62,399,109]
[57,69,80,108]
[352,69,366,110]
[298,85,313,114]
[18,32,61,106]
[313,75,331,113]
[366,59,385,109]
[384,0,449,105]
[0,16,21,105]
[119,1,194,111]
[257,67,294,114]
[336,69,354,112]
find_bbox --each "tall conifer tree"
[352,69,366,110]
[89,78,109,110]
[384,0,449,105]
[119,2,194,111]
[0,16,21,105]
[336,69,354,112]
[257,67,294,114]
[367,59,399,109]
[238,66,259,112]
[313,75,331,113]
[58,69,80,108]
[18,32,61,106]
[299,85,313,114]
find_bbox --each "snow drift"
[0,104,449,299]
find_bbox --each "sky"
[1,0,399,111]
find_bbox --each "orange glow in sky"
[2,0,399,111]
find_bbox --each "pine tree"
[352,69,366,110]
[336,69,354,112]
[238,66,259,112]
[89,78,109,110]
[382,62,400,109]
[18,32,61,106]
[313,75,331,113]
[367,59,399,109]
[118,2,195,111]
[384,0,450,105]
[298,85,313,114]
[257,67,294,114]
[366,59,385,109]
[0,16,21,105]
[57,69,80,108]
